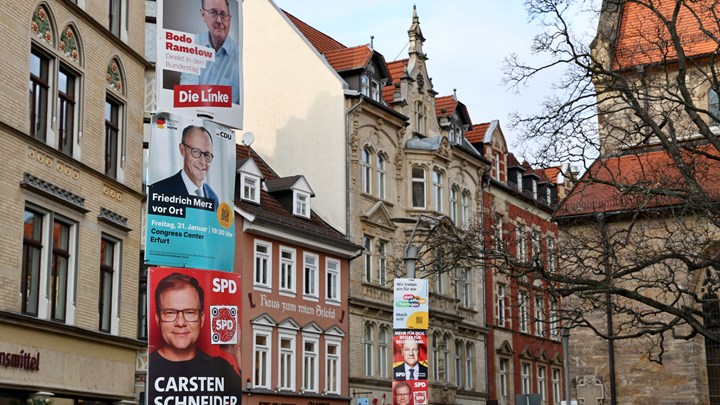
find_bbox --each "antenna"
[241,132,255,147]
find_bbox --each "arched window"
[376,154,386,199]
[364,323,375,376]
[105,57,126,180]
[465,343,474,389]
[412,167,426,208]
[461,190,471,228]
[450,185,459,223]
[432,332,440,379]
[454,340,463,388]
[416,101,425,134]
[432,170,443,211]
[379,326,390,378]
[361,148,372,194]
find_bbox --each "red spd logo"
[174,85,232,108]
[413,391,427,405]
[210,305,237,344]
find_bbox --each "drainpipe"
[345,96,364,238]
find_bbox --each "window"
[29,48,50,142]
[303,337,319,392]
[499,359,509,403]
[377,240,387,285]
[552,368,561,405]
[550,296,559,339]
[279,335,296,391]
[432,333,440,378]
[432,170,443,211]
[521,362,531,393]
[465,343,473,389]
[449,186,459,223]
[304,253,319,298]
[363,236,372,283]
[104,96,121,179]
[455,341,463,388]
[547,237,556,272]
[494,214,503,247]
[412,167,426,208]
[517,172,523,191]
[370,79,381,102]
[294,191,310,218]
[461,190,471,228]
[254,241,271,289]
[546,187,552,205]
[364,323,374,376]
[379,326,389,378]
[442,335,450,383]
[519,290,529,333]
[538,365,547,402]
[254,332,271,389]
[535,296,545,337]
[497,284,507,327]
[241,174,260,203]
[516,225,526,260]
[326,258,340,302]
[532,179,538,199]
[361,75,370,96]
[326,342,341,394]
[22,207,77,323]
[456,268,471,307]
[494,151,501,180]
[710,88,720,125]
[100,236,121,333]
[362,148,372,194]
[57,67,77,156]
[280,247,296,293]
[376,154,386,199]
[532,230,541,259]
[416,101,425,134]
[108,0,128,39]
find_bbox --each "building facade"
[0,0,147,404]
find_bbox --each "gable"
[361,201,399,231]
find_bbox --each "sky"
[271,0,599,156]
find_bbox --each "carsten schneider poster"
[145,112,235,272]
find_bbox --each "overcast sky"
[270,0,598,157]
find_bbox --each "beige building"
[243,2,489,404]
[0,1,147,404]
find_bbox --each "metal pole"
[404,244,419,279]
[597,213,617,405]
[561,327,571,405]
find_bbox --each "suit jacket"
[393,363,428,381]
[150,171,220,211]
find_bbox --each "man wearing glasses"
[393,382,412,405]
[149,124,220,211]
[180,0,240,104]
[148,272,242,405]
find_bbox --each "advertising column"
[393,279,429,405]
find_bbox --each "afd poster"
[145,112,235,272]
[393,330,428,381]
[393,279,429,329]
[156,0,243,129]
[147,267,242,405]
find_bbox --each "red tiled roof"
[283,11,346,55]
[324,45,372,72]
[465,122,490,144]
[382,59,407,103]
[435,96,457,118]
[543,166,562,185]
[614,0,720,69]
[555,145,720,217]
[507,153,521,168]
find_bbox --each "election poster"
[156,0,243,129]
[148,267,242,405]
[392,330,428,381]
[145,112,235,272]
[393,279,429,329]
[392,380,428,405]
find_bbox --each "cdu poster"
[145,112,235,271]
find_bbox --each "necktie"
[408,369,414,380]
[195,188,202,197]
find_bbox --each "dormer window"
[546,188,552,205]
[241,173,260,203]
[294,191,310,218]
[370,80,380,101]
[532,179,538,199]
[494,151,501,180]
[516,172,523,190]
[361,75,370,97]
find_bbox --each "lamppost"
[561,327,571,405]
[391,214,447,278]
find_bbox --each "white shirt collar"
[180,170,204,197]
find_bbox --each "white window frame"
[253,328,272,389]
[378,326,389,378]
[499,358,509,403]
[455,340,463,388]
[370,79,381,102]
[456,268,472,308]
[303,252,319,299]
[432,170,443,212]
[516,225,526,260]
[99,234,122,334]
[294,191,311,218]
[461,190,471,228]
[535,295,545,337]
[377,240,387,286]
[538,365,547,402]
[517,171,523,190]
[253,240,272,290]
[494,151,501,180]
[241,173,260,203]
[361,148,372,194]
[532,230,541,259]
[547,237,556,272]
[465,343,474,389]
[532,179,538,199]
[497,284,507,327]
[411,166,426,209]
[552,368,562,405]
[449,186,459,223]
[278,332,296,391]
[550,296,559,340]
[363,235,373,283]
[104,94,126,182]
[376,153,386,199]
[519,290,529,333]
[279,246,296,295]
[364,323,374,377]
[302,335,319,393]
[521,362,531,394]
[326,257,340,303]
[325,338,342,395]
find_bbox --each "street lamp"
[561,327,571,405]
[390,214,446,278]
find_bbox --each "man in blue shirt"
[180,0,239,104]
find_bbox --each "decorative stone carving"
[576,375,605,405]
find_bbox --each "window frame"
[412,166,427,209]
[497,283,507,327]
[253,329,272,389]
[363,235,373,283]
[279,246,296,295]
[29,47,51,142]
[294,191,311,218]
[535,295,545,337]
[99,234,121,333]
[104,95,123,180]
[552,368,562,405]
[538,364,547,402]
[465,343,474,389]
[432,170,443,212]
[499,358,509,403]
[241,173,260,203]
[376,153,386,199]
[516,225,526,260]
[57,65,78,156]
[278,333,296,391]
[253,240,272,290]
[303,252,319,299]
[378,325,390,379]
[302,335,319,393]
[361,148,372,195]
[519,290,529,333]
[326,257,340,303]
[363,323,374,377]
[377,240,387,286]
[521,361,531,394]
[449,185,459,223]
[461,190,471,228]
[325,338,342,394]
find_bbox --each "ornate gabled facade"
[0,1,147,403]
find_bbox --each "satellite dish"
[241,132,255,147]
